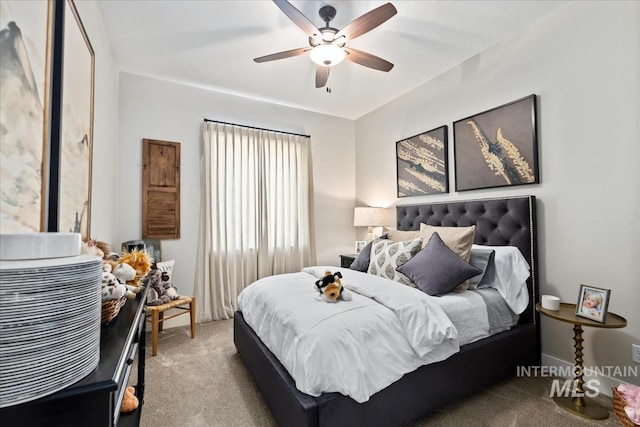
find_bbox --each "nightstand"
[536,302,627,420]
[340,254,357,268]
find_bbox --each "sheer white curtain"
[195,122,315,321]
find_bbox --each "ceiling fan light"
[309,44,345,67]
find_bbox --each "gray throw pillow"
[468,246,496,289]
[349,234,388,272]
[397,232,482,296]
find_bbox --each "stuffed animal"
[118,249,152,287]
[160,270,179,300]
[120,386,139,413]
[112,263,137,288]
[101,263,135,301]
[82,237,117,260]
[103,261,141,295]
[315,271,353,303]
[143,263,180,306]
[81,239,104,259]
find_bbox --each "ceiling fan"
[254,0,397,88]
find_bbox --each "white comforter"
[237,267,459,403]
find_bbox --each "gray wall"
[118,72,357,303]
[355,1,639,384]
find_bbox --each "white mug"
[541,295,560,311]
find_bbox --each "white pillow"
[156,259,175,280]
[367,238,422,287]
[473,245,530,314]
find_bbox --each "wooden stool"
[146,296,195,356]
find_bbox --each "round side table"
[536,302,627,420]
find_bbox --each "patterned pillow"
[367,238,422,286]
[156,259,175,280]
[350,234,389,272]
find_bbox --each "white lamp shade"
[309,44,346,67]
[353,207,385,227]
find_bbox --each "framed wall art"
[396,125,448,197]
[0,0,54,233]
[576,284,610,323]
[57,0,94,238]
[453,95,538,192]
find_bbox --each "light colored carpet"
[138,320,621,427]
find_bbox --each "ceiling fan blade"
[335,3,397,41]
[254,47,310,63]
[344,47,394,72]
[273,0,321,37]
[316,66,329,88]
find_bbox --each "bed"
[234,195,539,426]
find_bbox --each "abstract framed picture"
[576,284,610,323]
[396,125,448,197]
[0,0,54,233]
[57,0,94,238]
[453,95,538,192]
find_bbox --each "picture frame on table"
[396,125,448,197]
[355,240,367,254]
[575,284,610,323]
[453,94,538,192]
[56,0,95,238]
[0,0,54,233]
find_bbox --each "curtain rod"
[203,118,310,138]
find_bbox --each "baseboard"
[540,353,628,397]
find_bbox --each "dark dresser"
[0,285,149,426]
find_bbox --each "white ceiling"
[98,0,568,120]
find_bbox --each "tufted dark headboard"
[396,195,538,326]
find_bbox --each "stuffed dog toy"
[315,271,353,303]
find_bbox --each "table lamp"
[353,207,385,241]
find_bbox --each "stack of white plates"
[0,254,102,408]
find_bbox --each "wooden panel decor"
[142,139,180,239]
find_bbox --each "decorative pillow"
[418,224,476,260]
[383,227,420,242]
[397,233,482,296]
[155,259,175,281]
[468,246,496,289]
[419,224,476,292]
[350,234,388,272]
[367,238,422,286]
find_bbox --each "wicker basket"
[613,386,639,427]
[101,297,127,324]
